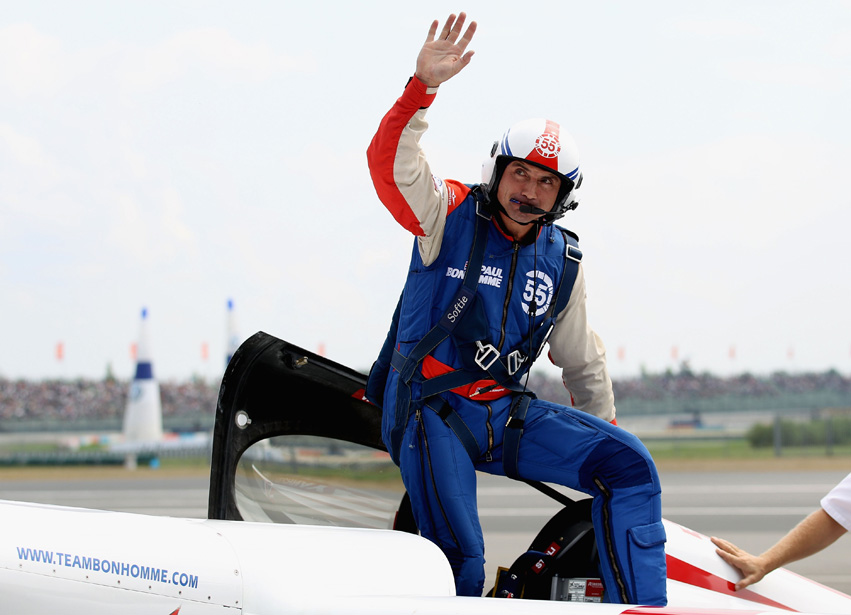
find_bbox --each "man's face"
[496,160,561,238]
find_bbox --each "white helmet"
[481,118,583,223]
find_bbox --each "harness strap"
[472,231,582,391]
[383,204,582,465]
[426,399,481,463]
[416,363,527,399]
[386,197,492,462]
[417,366,482,397]
[498,236,578,479]
[393,230,583,401]
[391,348,496,394]
[503,393,533,479]
[396,209,491,386]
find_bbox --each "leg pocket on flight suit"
[626,521,667,605]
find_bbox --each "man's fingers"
[427,13,476,52]
[447,13,476,50]
[418,13,477,86]
[712,538,745,567]
[736,574,759,591]
[447,12,466,42]
[714,548,736,566]
[438,14,457,41]
[424,19,439,44]
[711,536,737,553]
[457,20,477,50]
[711,536,762,592]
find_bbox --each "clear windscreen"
[234,434,406,529]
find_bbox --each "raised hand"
[415,13,477,88]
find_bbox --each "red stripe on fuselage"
[621,608,765,615]
[664,554,796,612]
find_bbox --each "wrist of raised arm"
[406,75,439,107]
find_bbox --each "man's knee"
[579,434,659,491]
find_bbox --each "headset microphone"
[504,198,548,226]
[518,203,549,216]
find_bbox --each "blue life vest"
[367,186,582,465]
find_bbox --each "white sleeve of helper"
[820,472,851,531]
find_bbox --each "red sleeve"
[367,77,437,236]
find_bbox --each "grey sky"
[1,1,850,381]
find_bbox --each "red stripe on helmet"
[544,119,560,136]
[524,119,561,173]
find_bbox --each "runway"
[1,466,848,595]
[477,468,851,594]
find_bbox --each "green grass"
[0,442,65,454]
[4,436,851,470]
[154,456,211,470]
[645,437,851,460]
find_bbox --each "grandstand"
[1,365,850,434]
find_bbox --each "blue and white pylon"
[122,307,164,447]
[226,298,240,368]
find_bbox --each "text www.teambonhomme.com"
[16,547,199,588]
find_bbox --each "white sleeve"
[546,263,616,422]
[821,472,851,531]
[365,77,450,267]
[399,110,450,266]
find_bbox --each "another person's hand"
[711,536,768,590]
[415,13,477,88]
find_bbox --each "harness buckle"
[475,341,500,371]
[566,245,582,263]
[506,350,526,375]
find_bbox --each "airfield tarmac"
[1,459,849,596]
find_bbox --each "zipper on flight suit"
[416,408,461,549]
[496,242,521,352]
[484,402,494,462]
[593,476,629,603]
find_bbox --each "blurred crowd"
[0,378,219,422]
[610,368,851,401]
[1,367,851,422]
[532,366,851,407]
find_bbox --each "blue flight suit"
[370,189,667,604]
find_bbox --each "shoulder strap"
[383,192,492,462]
[415,226,584,397]
[500,228,582,376]
[394,196,491,385]
[549,228,582,320]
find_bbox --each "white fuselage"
[1,499,849,615]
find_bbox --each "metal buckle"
[475,341,500,370]
[566,245,582,263]
[474,186,493,219]
[506,350,526,375]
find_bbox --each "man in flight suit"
[366,12,667,605]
